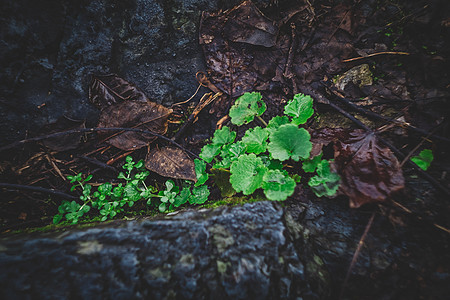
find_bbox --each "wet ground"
[0,0,449,298]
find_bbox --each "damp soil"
[0,0,449,299]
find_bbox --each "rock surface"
[1,199,449,299]
[0,0,248,145]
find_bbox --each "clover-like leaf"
[173,187,191,207]
[267,115,290,136]
[230,154,267,195]
[268,124,312,161]
[200,144,221,163]
[302,152,323,173]
[212,126,236,145]
[188,185,210,204]
[194,159,209,186]
[229,92,266,126]
[241,126,269,154]
[262,169,296,201]
[308,160,340,197]
[214,141,246,169]
[411,149,433,171]
[284,94,314,125]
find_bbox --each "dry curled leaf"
[311,128,404,208]
[89,74,148,110]
[145,147,196,181]
[97,101,172,151]
[334,130,404,207]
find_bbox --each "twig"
[284,23,299,95]
[399,126,438,167]
[107,150,134,165]
[45,154,66,181]
[172,92,222,142]
[322,82,450,143]
[0,183,77,200]
[339,211,376,300]
[342,51,410,63]
[77,156,118,172]
[392,200,450,234]
[0,127,200,160]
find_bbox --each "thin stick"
[399,126,438,167]
[339,211,376,300]
[342,51,410,63]
[322,83,450,143]
[0,183,77,200]
[0,127,200,160]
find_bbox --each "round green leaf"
[262,169,296,201]
[241,127,269,154]
[230,154,267,195]
[268,124,312,161]
[212,126,236,145]
[200,144,221,163]
[229,92,266,126]
[284,93,314,125]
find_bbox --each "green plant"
[54,156,158,224]
[199,92,340,201]
[411,149,433,171]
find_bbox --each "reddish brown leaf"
[334,130,404,207]
[89,74,148,110]
[311,128,404,208]
[145,147,196,181]
[97,101,172,151]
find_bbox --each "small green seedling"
[411,149,433,171]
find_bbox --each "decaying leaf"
[39,116,85,151]
[145,147,196,181]
[199,0,283,97]
[223,0,279,47]
[97,101,172,151]
[89,74,148,110]
[312,128,404,208]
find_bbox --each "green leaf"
[268,124,312,161]
[165,180,175,192]
[200,144,221,163]
[174,188,191,207]
[189,185,210,204]
[214,142,246,169]
[267,115,290,136]
[291,174,302,183]
[229,92,266,126]
[411,149,433,171]
[308,160,340,197]
[302,152,323,173]
[230,154,267,195]
[211,168,236,198]
[53,214,63,224]
[241,127,269,154]
[194,159,209,186]
[284,93,314,125]
[262,169,296,201]
[159,202,167,212]
[212,126,236,145]
[124,184,141,202]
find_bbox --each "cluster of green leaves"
[150,179,210,213]
[54,157,156,224]
[199,92,340,201]
[54,156,210,224]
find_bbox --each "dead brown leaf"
[311,128,405,208]
[145,147,196,181]
[97,101,172,151]
[89,74,148,110]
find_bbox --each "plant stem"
[256,115,268,127]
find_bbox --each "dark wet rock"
[0,0,251,145]
[1,199,449,299]
[0,201,323,299]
